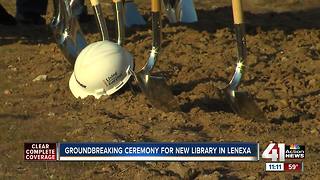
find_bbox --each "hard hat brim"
[69,72,104,99]
[105,68,132,96]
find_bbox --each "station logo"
[262,143,305,162]
[285,144,305,159]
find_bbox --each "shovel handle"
[151,0,161,49]
[232,0,244,24]
[152,0,161,12]
[227,0,246,94]
[231,0,246,61]
[90,0,109,40]
[113,0,125,46]
[140,0,162,73]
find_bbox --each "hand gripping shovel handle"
[113,0,126,46]
[90,0,109,40]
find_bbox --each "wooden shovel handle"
[151,0,161,12]
[90,0,100,6]
[232,0,244,24]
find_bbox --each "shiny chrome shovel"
[112,0,178,111]
[223,0,266,121]
[124,0,146,27]
[90,0,109,40]
[113,0,126,46]
[133,0,179,112]
[162,0,198,23]
[51,0,87,65]
[162,0,177,23]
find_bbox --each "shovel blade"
[162,0,178,23]
[124,1,146,27]
[136,73,180,112]
[162,0,198,23]
[51,0,87,65]
[224,90,266,122]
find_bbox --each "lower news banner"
[57,142,259,161]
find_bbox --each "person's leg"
[70,0,90,22]
[0,4,16,25]
[77,0,91,22]
[16,0,48,25]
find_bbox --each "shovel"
[223,0,266,121]
[124,0,146,27]
[113,0,126,46]
[90,0,109,40]
[132,0,180,112]
[162,0,198,23]
[112,0,179,111]
[51,0,87,65]
[162,0,177,23]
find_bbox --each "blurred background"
[1,0,320,15]
[195,0,320,13]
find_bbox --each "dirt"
[1,0,320,179]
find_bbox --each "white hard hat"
[69,40,133,99]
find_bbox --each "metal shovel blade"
[162,0,178,23]
[135,73,180,112]
[124,1,146,27]
[224,89,266,122]
[51,0,87,65]
[176,0,198,23]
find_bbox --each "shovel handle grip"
[152,0,161,12]
[90,0,100,6]
[113,0,122,2]
[232,0,244,24]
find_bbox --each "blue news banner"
[57,142,259,161]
